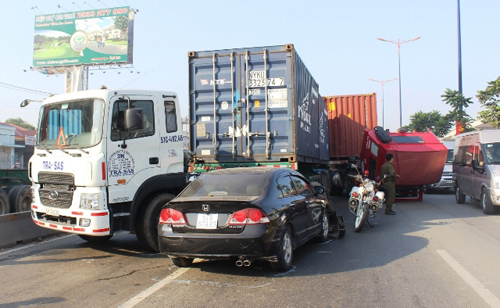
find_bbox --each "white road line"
[117,267,190,308]
[436,249,500,308]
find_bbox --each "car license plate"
[46,208,60,216]
[196,213,218,229]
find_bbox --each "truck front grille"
[38,172,74,185]
[37,172,75,208]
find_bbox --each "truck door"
[471,143,486,199]
[159,99,185,175]
[106,95,160,205]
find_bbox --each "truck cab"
[29,88,188,251]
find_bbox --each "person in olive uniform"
[381,153,400,215]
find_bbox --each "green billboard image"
[33,7,134,68]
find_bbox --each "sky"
[1,0,499,133]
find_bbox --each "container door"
[189,48,293,164]
[240,49,292,161]
[106,95,160,204]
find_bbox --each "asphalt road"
[1,192,500,308]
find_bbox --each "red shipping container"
[324,93,378,159]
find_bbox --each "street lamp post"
[368,78,397,128]
[377,36,421,128]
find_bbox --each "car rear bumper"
[158,224,280,260]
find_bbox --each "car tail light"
[228,208,270,225]
[159,208,187,226]
[352,192,359,198]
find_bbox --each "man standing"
[381,153,400,215]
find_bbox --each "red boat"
[360,127,448,201]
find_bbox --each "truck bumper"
[31,205,111,235]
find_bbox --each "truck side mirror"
[125,108,144,130]
[472,159,484,172]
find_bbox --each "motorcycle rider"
[381,153,400,215]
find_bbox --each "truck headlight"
[494,173,500,189]
[80,193,100,210]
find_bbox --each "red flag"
[455,120,465,135]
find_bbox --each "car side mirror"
[314,185,325,195]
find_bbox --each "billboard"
[33,6,134,68]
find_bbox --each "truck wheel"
[78,234,113,242]
[136,193,175,252]
[455,185,466,204]
[0,189,9,215]
[481,188,495,215]
[10,185,32,213]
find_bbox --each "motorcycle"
[348,164,387,232]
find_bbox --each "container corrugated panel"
[188,44,329,164]
[324,93,378,159]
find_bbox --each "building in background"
[0,123,36,169]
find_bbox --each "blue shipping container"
[188,44,329,165]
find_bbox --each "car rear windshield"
[179,173,266,197]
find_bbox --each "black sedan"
[158,167,331,271]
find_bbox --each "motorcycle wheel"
[354,203,369,232]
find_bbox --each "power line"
[0,81,53,95]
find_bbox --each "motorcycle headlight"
[365,182,375,192]
[493,173,500,189]
[80,193,100,210]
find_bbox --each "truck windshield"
[37,99,104,149]
[446,149,454,163]
[484,143,500,165]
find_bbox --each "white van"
[426,141,454,192]
[453,130,500,214]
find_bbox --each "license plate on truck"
[46,208,60,217]
[196,213,218,229]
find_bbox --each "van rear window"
[392,136,424,143]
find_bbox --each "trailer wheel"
[0,189,9,215]
[136,193,175,252]
[9,185,32,213]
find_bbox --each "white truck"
[28,87,189,251]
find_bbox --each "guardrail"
[0,211,61,249]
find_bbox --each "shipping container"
[188,44,329,167]
[324,93,378,159]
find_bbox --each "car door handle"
[149,157,159,164]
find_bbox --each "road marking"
[118,267,190,308]
[436,249,500,308]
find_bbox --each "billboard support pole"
[83,67,89,90]
[65,66,85,93]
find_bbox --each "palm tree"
[441,88,474,133]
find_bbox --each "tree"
[6,118,35,130]
[114,16,129,38]
[441,88,474,133]
[404,110,453,138]
[477,76,500,128]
